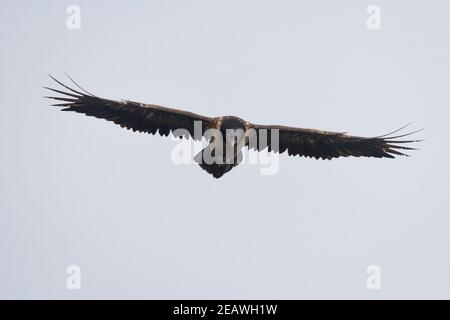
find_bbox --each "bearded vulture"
[45,75,421,178]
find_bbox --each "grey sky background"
[0,0,449,299]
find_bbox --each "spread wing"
[44,75,215,140]
[247,123,421,159]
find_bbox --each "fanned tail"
[193,144,240,178]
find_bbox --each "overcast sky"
[1,0,449,299]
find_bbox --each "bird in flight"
[45,75,421,178]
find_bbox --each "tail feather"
[198,161,235,178]
[193,144,240,178]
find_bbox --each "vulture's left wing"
[45,75,215,140]
[247,123,422,159]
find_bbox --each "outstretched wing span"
[247,123,422,159]
[44,75,215,140]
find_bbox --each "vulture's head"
[219,116,247,143]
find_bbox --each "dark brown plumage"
[45,75,421,178]
[246,124,420,160]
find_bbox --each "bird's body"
[193,116,248,178]
[45,75,421,178]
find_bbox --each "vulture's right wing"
[45,75,215,140]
